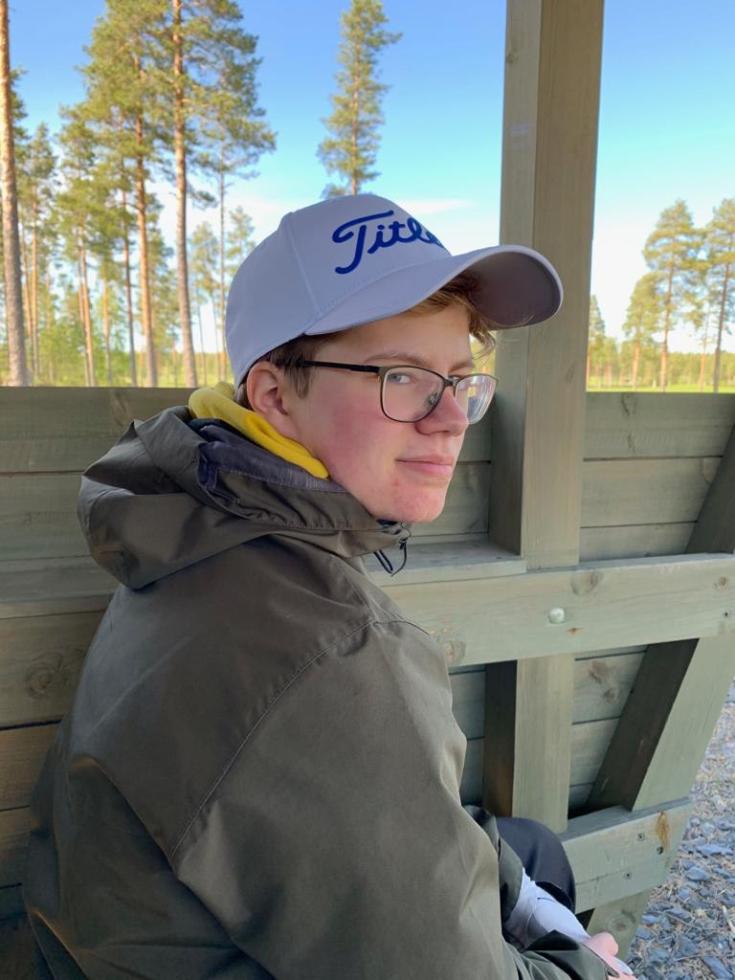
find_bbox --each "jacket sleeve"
[173,619,610,980]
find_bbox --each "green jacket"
[25,407,608,980]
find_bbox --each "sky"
[9,0,735,353]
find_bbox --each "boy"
[26,194,630,978]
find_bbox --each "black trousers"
[497,815,577,912]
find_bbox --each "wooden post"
[484,0,604,832]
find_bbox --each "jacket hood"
[78,406,408,589]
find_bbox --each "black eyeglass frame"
[297,359,497,424]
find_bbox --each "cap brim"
[304,244,562,337]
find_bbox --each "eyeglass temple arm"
[298,360,380,375]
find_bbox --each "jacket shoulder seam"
[169,616,422,861]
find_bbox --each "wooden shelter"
[2,1,735,973]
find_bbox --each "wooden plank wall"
[2,388,735,919]
[5,390,732,557]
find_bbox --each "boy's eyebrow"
[362,350,476,373]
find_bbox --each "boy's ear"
[245,361,301,440]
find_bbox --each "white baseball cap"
[225,193,563,384]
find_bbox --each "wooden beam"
[688,420,735,553]
[590,632,735,811]
[483,656,573,832]
[389,553,735,665]
[560,802,690,912]
[491,0,603,565]
[486,0,604,830]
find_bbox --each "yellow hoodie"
[188,382,329,481]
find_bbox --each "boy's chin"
[373,492,448,526]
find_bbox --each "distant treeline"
[587,197,734,394]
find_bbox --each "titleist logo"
[331,209,444,275]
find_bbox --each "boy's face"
[281,303,473,523]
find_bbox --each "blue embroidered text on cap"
[332,209,445,275]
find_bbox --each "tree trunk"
[351,75,359,195]
[699,344,706,392]
[78,236,96,386]
[196,297,207,385]
[172,341,179,386]
[659,266,674,391]
[0,0,27,385]
[121,189,138,386]
[102,278,112,385]
[30,209,39,376]
[172,0,196,387]
[713,261,731,394]
[631,341,640,390]
[212,292,222,373]
[20,219,34,367]
[218,160,227,380]
[134,109,157,386]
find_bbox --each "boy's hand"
[583,932,637,977]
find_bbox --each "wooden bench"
[2,386,735,976]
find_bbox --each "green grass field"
[586,383,735,394]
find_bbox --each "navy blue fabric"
[497,817,577,912]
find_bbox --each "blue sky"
[9,0,735,352]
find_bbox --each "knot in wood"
[442,638,466,666]
[26,653,64,700]
[571,569,602,596]
[432,628,466,666]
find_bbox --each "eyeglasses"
[297,360,497,424]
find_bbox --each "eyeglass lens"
[382,367,495,424]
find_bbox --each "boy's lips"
[396,456,456,478]
[397,455,455,466]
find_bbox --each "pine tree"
[55,109,110,386]
[194,22,274,379]
[703,198,735,393]
[225,205,255,280]
[42,279,88,385]
[167,0,274,388]
[190,221,219,381]
[170,0,197,386]
[147,207,180,385]
[318,0,400,197]
[82,0,169,386]
[586,294,606,386]
[18,124,56,379]
[0,0,27,384]
[643,200,702,391]
[622,273,660,390]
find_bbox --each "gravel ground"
[627,681,735,980]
